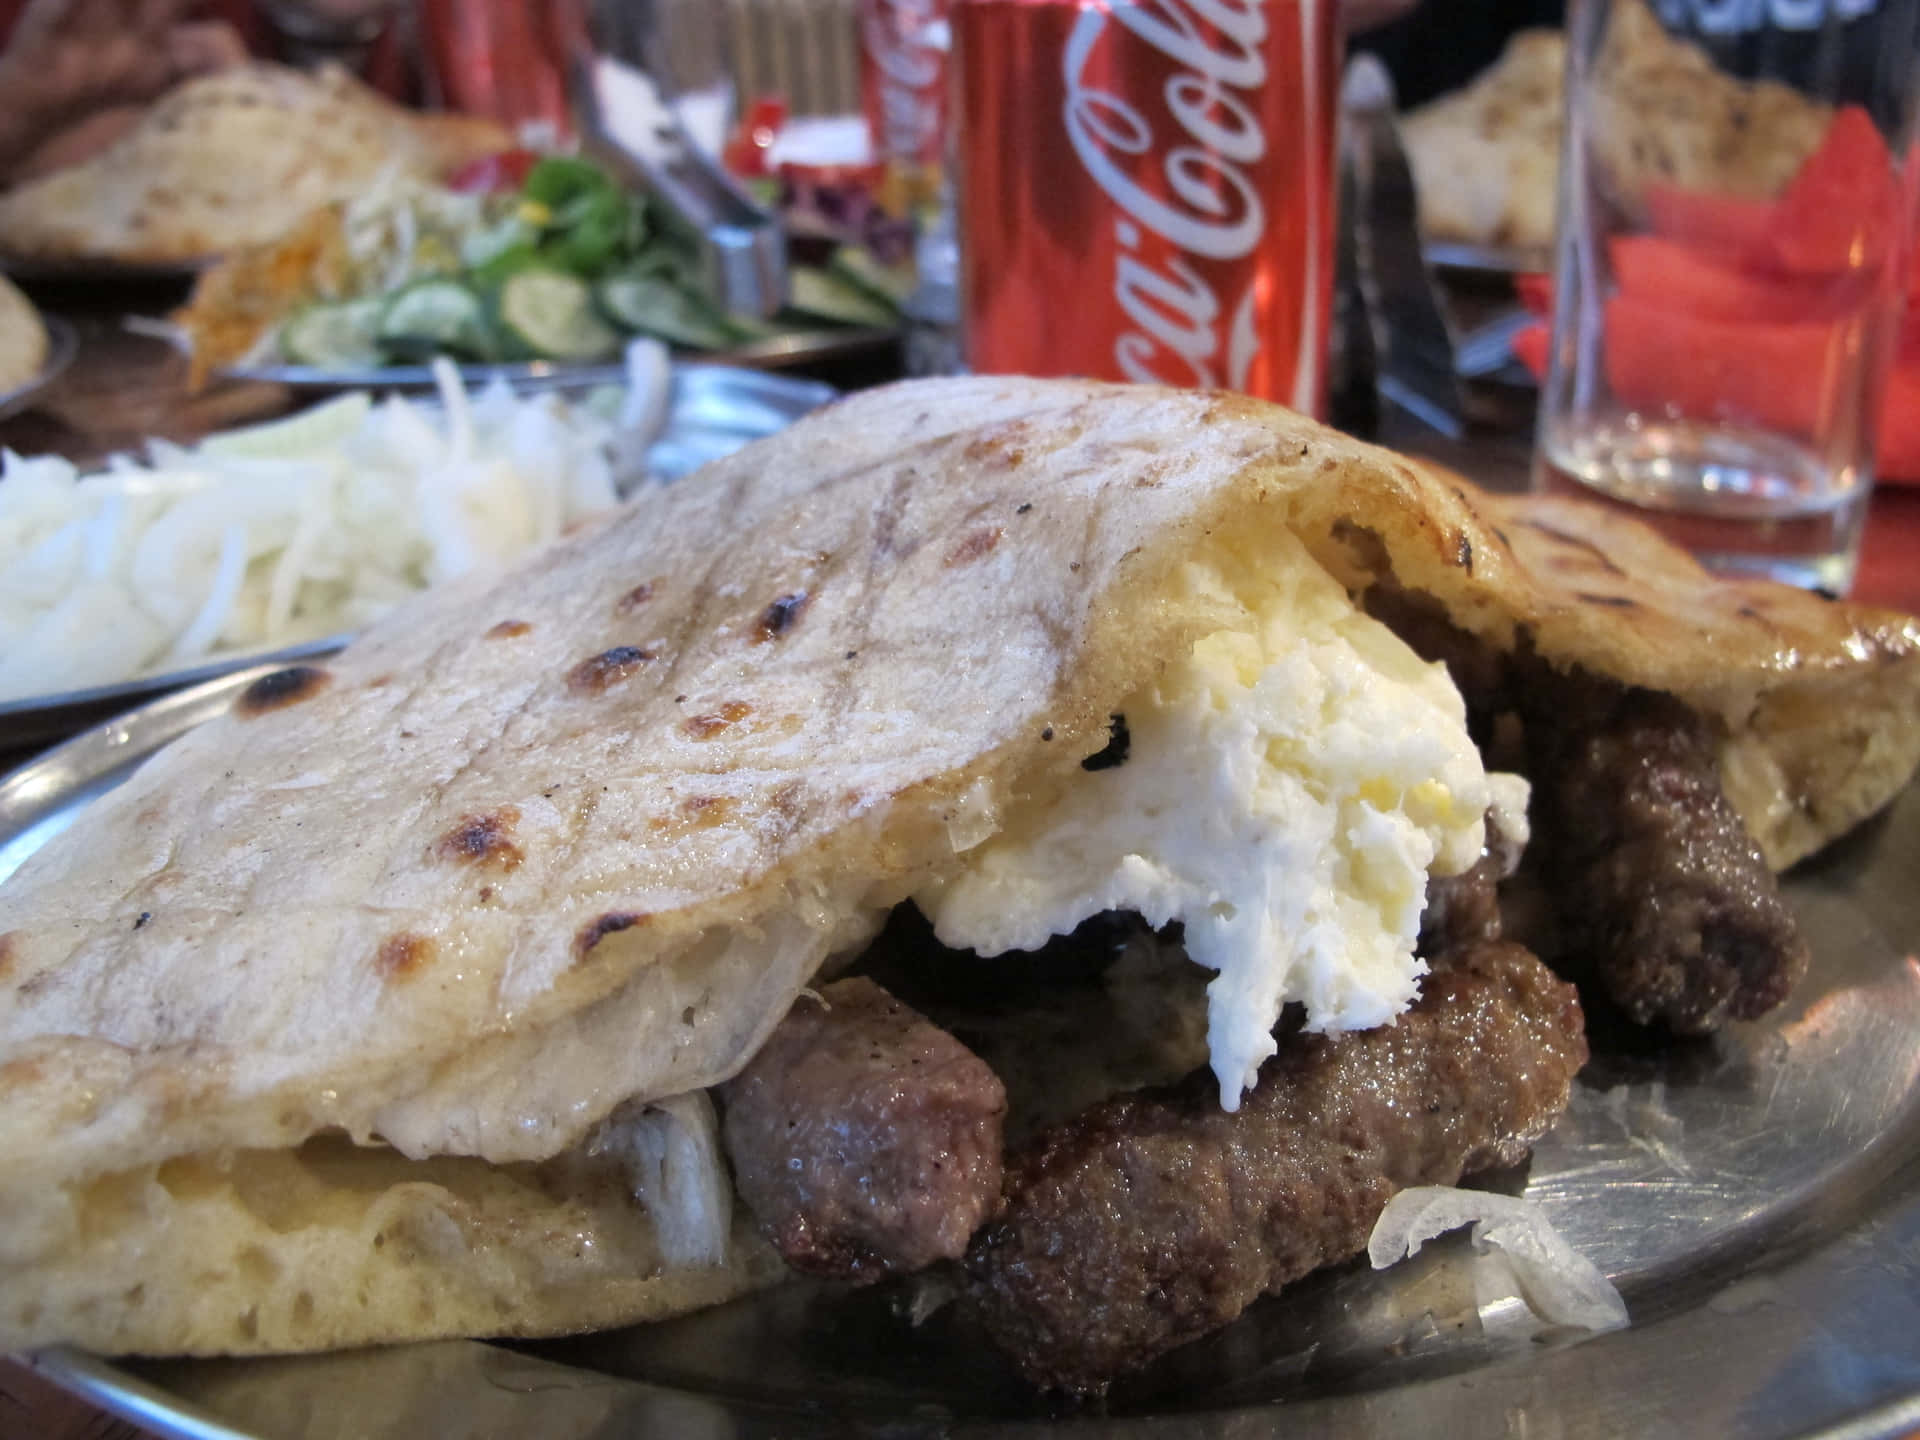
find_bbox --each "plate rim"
[221,327,899,391]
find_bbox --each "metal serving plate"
[0,313,77,421]
[6,674,1920,1437]
[1422,240,1553,276]
[226,326,897,391]
[0,363,835,748]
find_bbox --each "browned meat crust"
[1526,685,1810,1032]
[719,976,1007,1282]
[964,941,1587,1393]
[1421,809,1519,955]
[1367,583,1809,1032]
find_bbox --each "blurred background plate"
[0,255,208,284]
[1423,239,1552,275]
[0,313,76,421]
[224,326,894,392]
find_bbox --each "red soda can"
[953,0,1338,415]
[861,0,952,172]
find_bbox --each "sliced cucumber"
[279,298,384,368]
[829,245,915,309]
[497,268,621,361]
[785,265,901,329]
[378,278,489,359]
[596,271,741,351]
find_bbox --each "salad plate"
[223,324,897,392]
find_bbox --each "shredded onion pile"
[0,350,669,702]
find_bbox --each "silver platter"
[225,327,898,391]
[1422,240,1552,275]
[0,362,835,747]
[7,687,1920,1437]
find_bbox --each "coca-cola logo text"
[864,0,947,162]
[1063,0,1271,389]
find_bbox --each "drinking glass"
[1533,0,1920,593]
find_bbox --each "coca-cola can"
[861,0,952,173]
[953,0,1338,415]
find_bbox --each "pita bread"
[1402,29,1565,253]
[0,64,510,267]
[0,377,1913,1357]
[0,274,48,392]
[1590,0,1830,212]
[1403,0,1831,252]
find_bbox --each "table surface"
[0,298,1916,1440]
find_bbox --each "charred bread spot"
[682,795,733,825]
[964,422,1031,468]
[1575,592,1639,608]
[237,665,331,717]
[1016,503,1033,514]
[568,645,655,694]
[575,911,649,962]
[684,700,753,738]
[436,807,524,870]
[1520,520,1627,576]
[0,1057,43,1088]
[1330,517,1392,578]
[1040,726,1055,742]
[1082,714,1131,771]
[1737,604,1765,620]
[478,886,495,903]
[487,620,532,639]
[756,593,811,642]
[616,582,657,614]
[375,933,434,981]
[133,912,152,931]
[945,527,1004,567]
[1455,533,1474,573]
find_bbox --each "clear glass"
[1534,0,1920,594]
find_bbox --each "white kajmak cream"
[919,529,1517,1110]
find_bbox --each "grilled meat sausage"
[720,976,1006,1282]
[1526,686,1809,1032]
[965,941,1586,1393]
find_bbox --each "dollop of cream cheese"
[917,530,1514,1111]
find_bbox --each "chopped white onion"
[1368,1185,1629,1333]
[0,351,672,702]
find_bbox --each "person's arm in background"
[0,0,245,183]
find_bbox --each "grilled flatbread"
[0,274,48,392]
[1402,29,1565,253]
[0,377,1913,1357]
[0,64,509,267]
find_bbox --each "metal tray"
[0,362,835,748]
[1423,240,1552,276]
[225,326,898,391]
[6,671,1920,1438]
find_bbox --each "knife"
[1340,54,1466,439]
